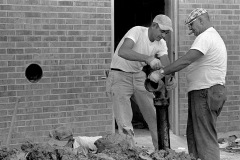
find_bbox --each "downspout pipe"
[173,0,179,136]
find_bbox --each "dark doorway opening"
[114,0,165,50]
[114,0,165,129]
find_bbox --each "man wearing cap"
[149,8,227,160]
[106,14,176,149]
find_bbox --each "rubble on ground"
[1,127,199,160]
[0,136,199,160]
[0,147,19,160]
[93,133,147,160]
[149,149,199,160]
[219,135,240,153]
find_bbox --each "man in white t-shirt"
[149,8,227,160]
[107,14,176,149]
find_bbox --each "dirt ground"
[220,152,240,160]
[134,128,240,160]
[1,128,240,160]
[1,132,198,160]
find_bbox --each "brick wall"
[178,0,240,135]
[0,0,113,147]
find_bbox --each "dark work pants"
[187,84,226,160]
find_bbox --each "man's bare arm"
[118,38,151,63]
[163,49,204,75]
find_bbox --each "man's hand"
[166,77,177,90]
[148,70,165,83]
[146,56,163,70]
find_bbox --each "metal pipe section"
[154,92,170,150]
[144,78,171,150]
[173,0,179,136]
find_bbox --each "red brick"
[43,119,58,125]
[75,116,91,122]
[18,126,34,132]
[228,126,240,131]
[58,1,73,6]
[42,13,58,18]
[66,88,82,94]
[75,1,88,6]
[43,25,56,30]
[33,101,50,108]
[97,108,112,114]
[0,49,6,54]
[59,106,74,112]
[25,48,41,53]
[217,127,227,132]
[0,91,16,97]
[34,125,53,131]
[59,36,74,41]
[67,99,79,105]
[43,95,59,101]
[50,31,65,36]
[43,36,58,41]
[0,36,7,41]
[34,113,51,119]
[59,117,74,123]
[51,112,66,118]
[0,122,8,128]
[43,106,58,113]
[0,109,7,116]
[34,30,49,35]
[90,115,111,121]
[50,100,67,107]
[7,48,24,54]
[0,5,12,10]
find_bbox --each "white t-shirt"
[187,27,227,92]
[110,26,168,72]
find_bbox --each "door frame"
[165,0,180,136]
[110,0,179,135]
[110,0,115,133]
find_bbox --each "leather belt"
[111,68,125,72]
[111,68,137,74]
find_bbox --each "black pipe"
[153,92,170,150]
[143,65,171,150]
[144,76,171,150]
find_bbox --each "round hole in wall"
[25,63,43,83]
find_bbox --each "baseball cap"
[185,8,207,25]
[153,15,173,32]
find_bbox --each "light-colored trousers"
[106,70,158,149]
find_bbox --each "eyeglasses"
[161,30,169,34]
[188,18,198,28]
